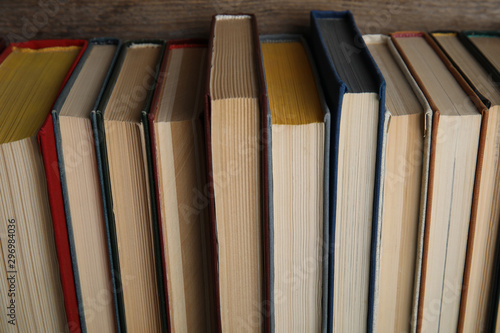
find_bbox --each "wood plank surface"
[0,1,499,43]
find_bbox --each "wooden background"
[0,0,499,42]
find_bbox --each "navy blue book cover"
[309,10,386,333]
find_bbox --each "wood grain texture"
[0,0,499,42]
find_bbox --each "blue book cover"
[309,10,386,333]
[260,34,331,333]
[51,38,121,333]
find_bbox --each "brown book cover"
[204,14,270,333]
[391,31,487,333]
[430,30,500,333]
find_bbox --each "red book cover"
[149,38,211,332]
[25,39,88,333]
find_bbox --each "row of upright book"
[0,9,499,333]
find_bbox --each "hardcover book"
[391,31,485,333]
[309,10,386,333]
[462,31,500,73]
[149,39,215,332]
[46,38,121,333]
[364,34,432,333]
[260,34,330,333]
[0,39,86,332]
[91,40,167,332]
[431,30,500,333]
[204,14,268,332]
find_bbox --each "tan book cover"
[391,31,487,333]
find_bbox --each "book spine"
[38,115,82,333]
[34,39,87,333]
